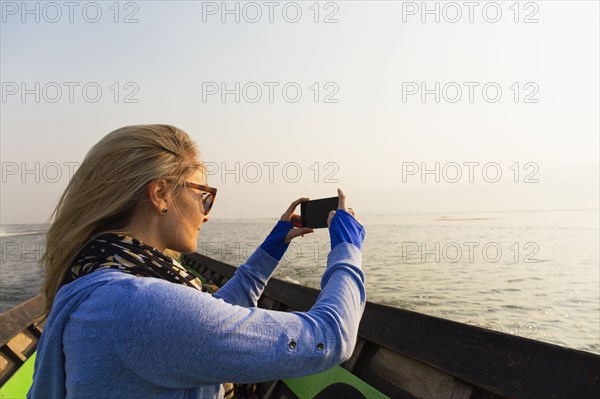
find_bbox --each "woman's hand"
[327,188,365,250]
[327,188,361,228]
[280,197,315,244]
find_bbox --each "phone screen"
[301,197,339,228]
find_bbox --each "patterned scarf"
[70,233,211,292]
[69,232,254,399]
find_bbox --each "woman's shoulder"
[84,268,193,295]
[63,270,204,322]
[88,269,209,307]
[58,268,192,307]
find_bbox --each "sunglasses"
[184,182,217,215]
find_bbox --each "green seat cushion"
[283,365,390,399]
[1,351,36,399]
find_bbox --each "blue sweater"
[27,241,365,398]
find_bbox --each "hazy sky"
[1,0,598,223]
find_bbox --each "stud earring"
[162,207,168,214]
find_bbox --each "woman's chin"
[185,241,198,254]
[173,240,197,255]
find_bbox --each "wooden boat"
[1,251,599,398]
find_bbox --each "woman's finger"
[327,210,336,228]
[337,188,347,210]
[290,214,302,228]
[281,197,310,221]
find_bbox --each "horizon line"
[2,207,599,226]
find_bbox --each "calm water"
[1,209,599,354]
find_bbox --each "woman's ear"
[147,179,169,212]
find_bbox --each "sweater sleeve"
[112,242,365,388]
[212,244,281,307]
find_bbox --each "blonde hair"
[37,124,203,324]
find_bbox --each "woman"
[28,124,366,399]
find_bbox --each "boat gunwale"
[182,252,600,399]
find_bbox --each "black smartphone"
[301,197,339,228]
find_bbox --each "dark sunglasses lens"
[204,195,213,213]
